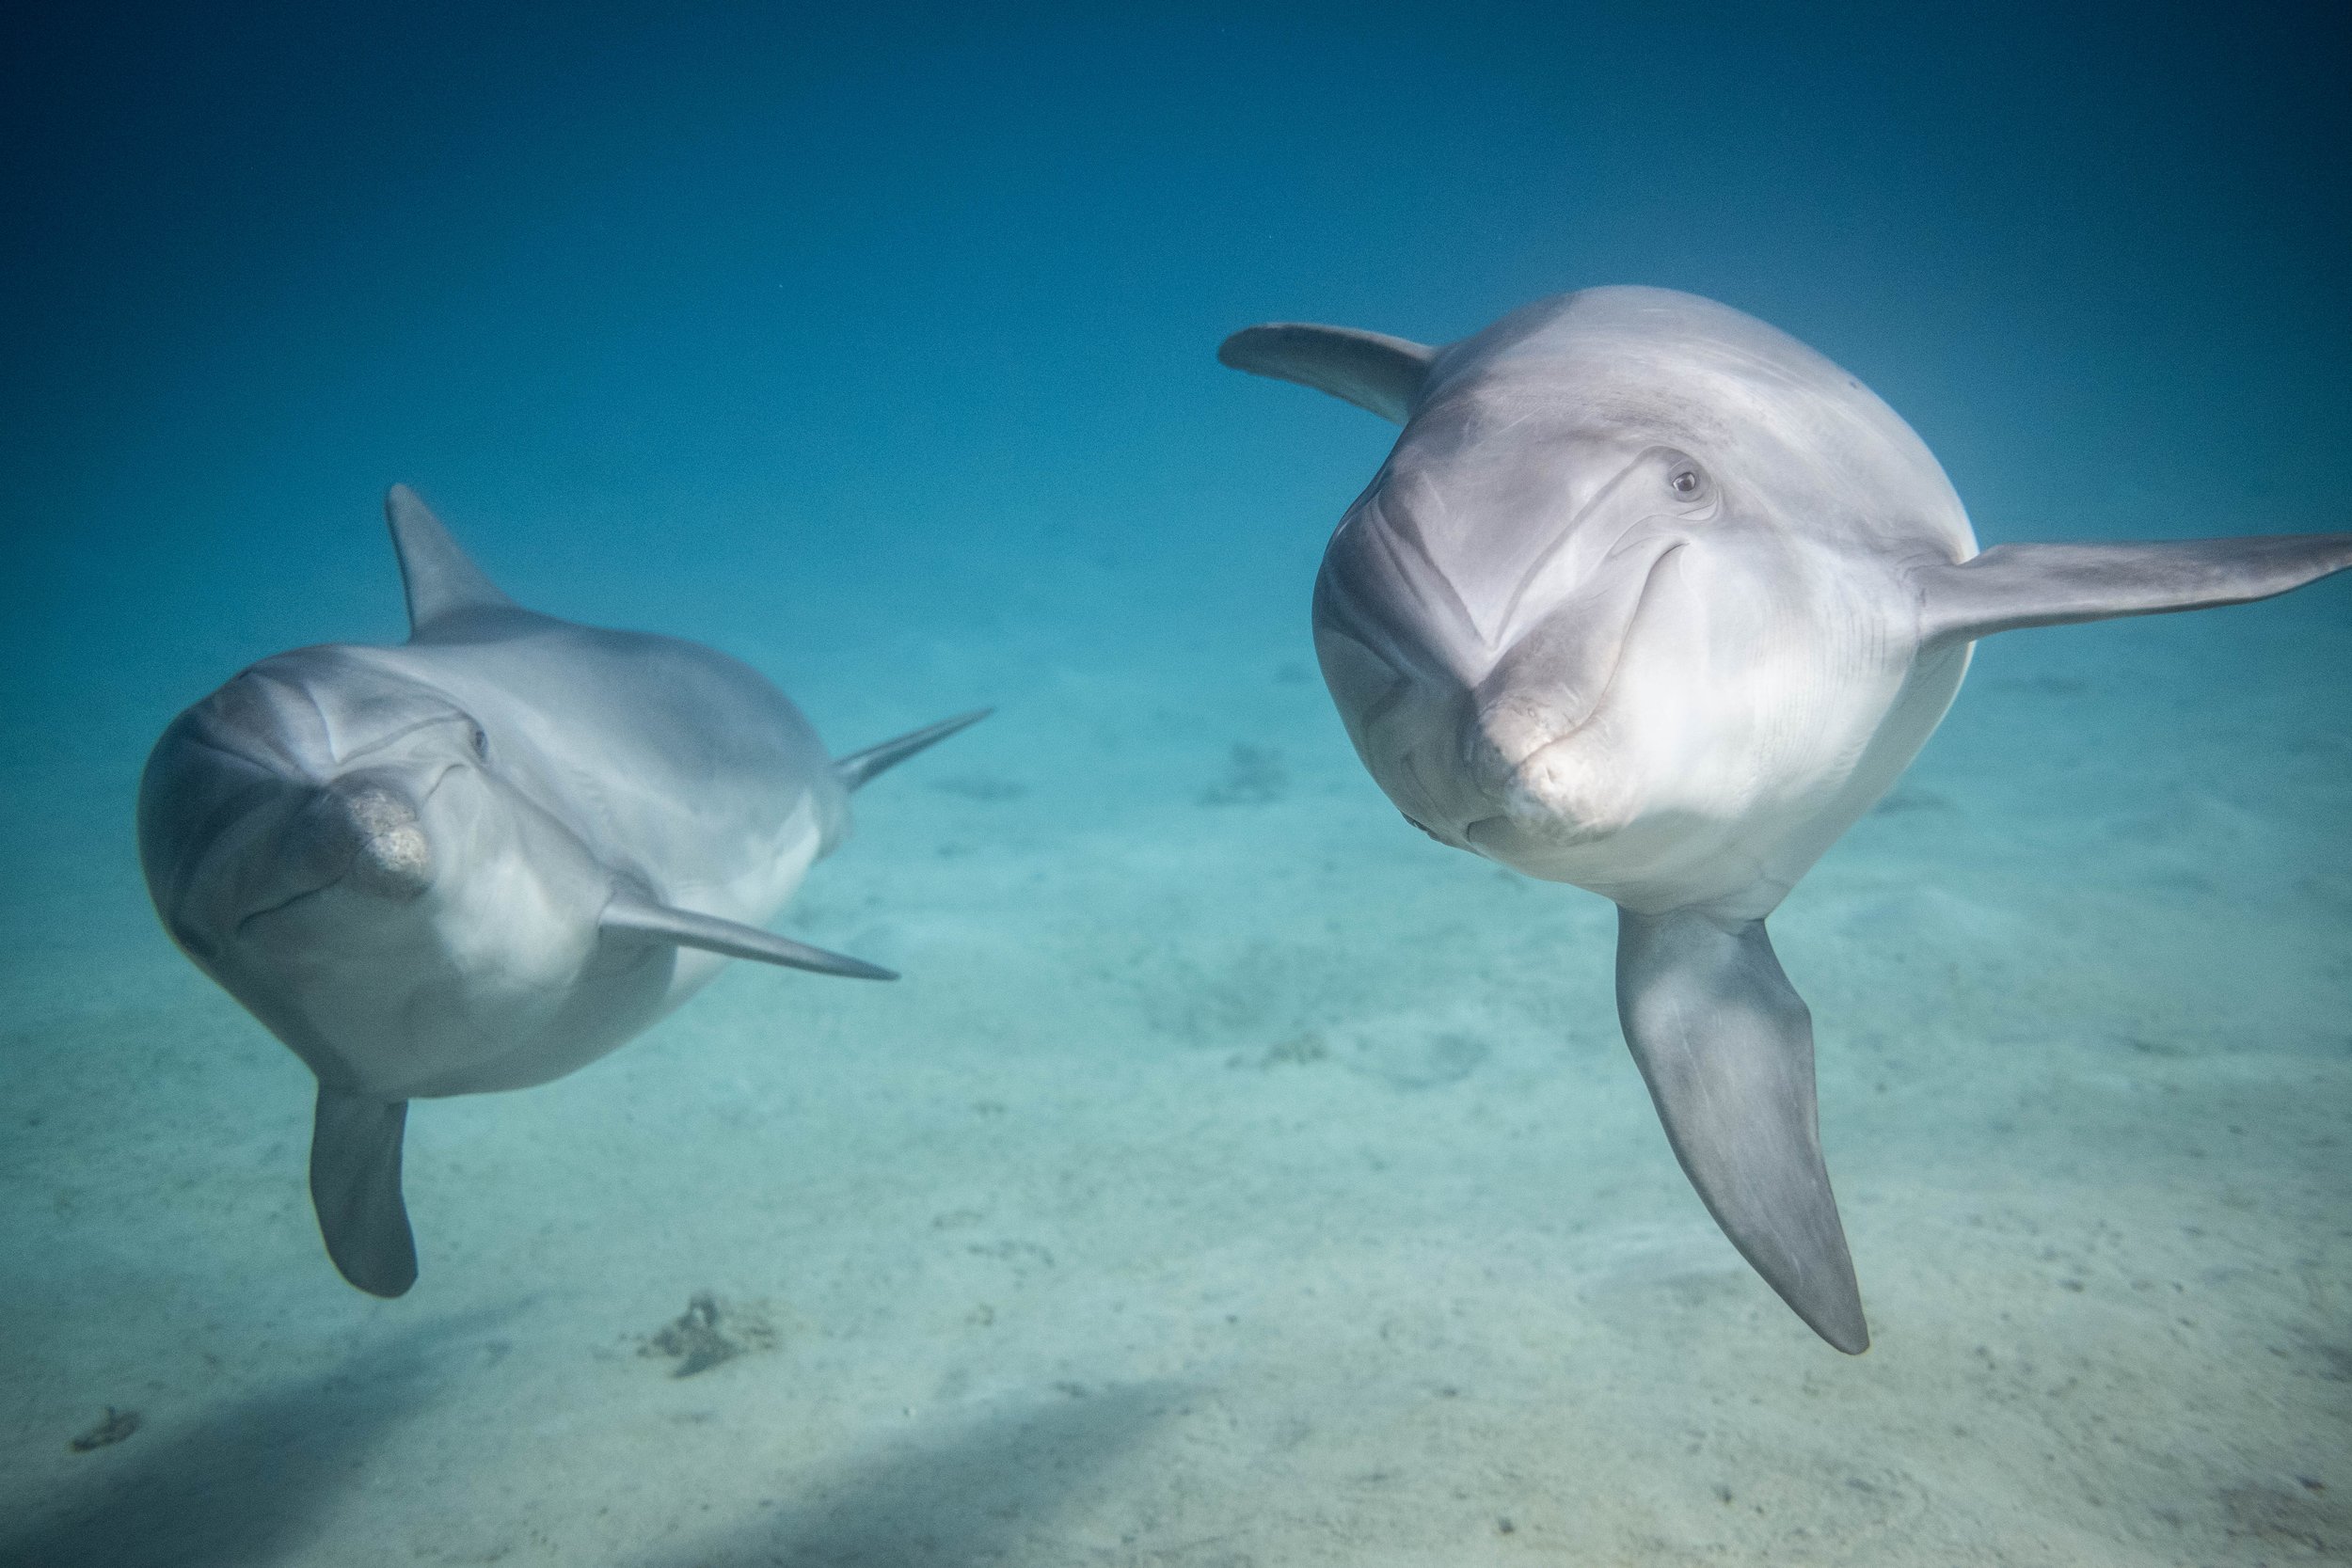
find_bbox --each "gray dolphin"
[138,485,985,1296]
[1220,286,2352,1352]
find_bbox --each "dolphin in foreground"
[138,486,986,1297]
[1220,286,2352,1352]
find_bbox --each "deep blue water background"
[8,2,2346,743]
[8,0,2338,1018]
[3,4,2349,1562]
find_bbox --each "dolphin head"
[138,643,636,1095]
[1310,288,1976,911]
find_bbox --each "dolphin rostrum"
[1220,287,2351,1352]
[138,485,986,1297]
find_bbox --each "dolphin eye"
[470,725,490,760]
[1667,462,1709,501]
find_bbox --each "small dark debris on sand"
[1261,1031,1329,1068]
[70,1406,139,1452]
[1200,743,1287,806]
[639,1291,777,1378]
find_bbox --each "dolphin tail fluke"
[1912,533,2352,646]
[310,1087,419,1298]
[1216,323,1438,425]
[832,708,992,793]
[1614,907,1868,1354]
[600,891,898,980]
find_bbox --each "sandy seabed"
[3,572,2347,1568]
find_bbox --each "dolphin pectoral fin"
[310,1087,419,1298]
[833,708,993,793]
[1614,907,1868,1354]
[1216,323,1438,424]
[600,892,898,980]
[1913,534,2352,645]
[384,484,517,639]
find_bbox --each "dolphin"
[138,485,986,1297]
[1219,286,2352,1352]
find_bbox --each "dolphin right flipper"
[1216,324,1438,424]
[1614,907,1867,1354]
[1914,533,2352,645]
[310,1087,419,1297]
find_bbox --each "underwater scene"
[4,4,2347,1563]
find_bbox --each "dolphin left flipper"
[310,1087,419,1298]
[600,892,898,980]
[1914,533,2352,644]
[1614,907,1868,1354]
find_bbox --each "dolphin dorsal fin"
[1216,323,1438,424]
[385,484,516,638]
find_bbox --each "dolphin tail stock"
[600,890,897,980]
[832,708,992,793]
[1912,533,2352,645]
[1216,323,1438,424]
[310,1087,420,1298]
[1614,906,1869,1354]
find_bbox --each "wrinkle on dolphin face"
[1221,284,2352,1351]
[1313,368,1873,904]
[151,648,636,1103]
[1314,424,1722,843]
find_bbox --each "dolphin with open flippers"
[138,485,985,1296]
[1219,286,2352,1351]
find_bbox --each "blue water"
[4,5,2348,1563]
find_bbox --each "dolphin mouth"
[233,765,458,930]
[1465,538,1686,808]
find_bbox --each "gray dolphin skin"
[1219,286,2352,1353]
[138,485,986,1297]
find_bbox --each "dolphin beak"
[329,778,436,899]
[246,772,436,925]
[1463,542,1685,812]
